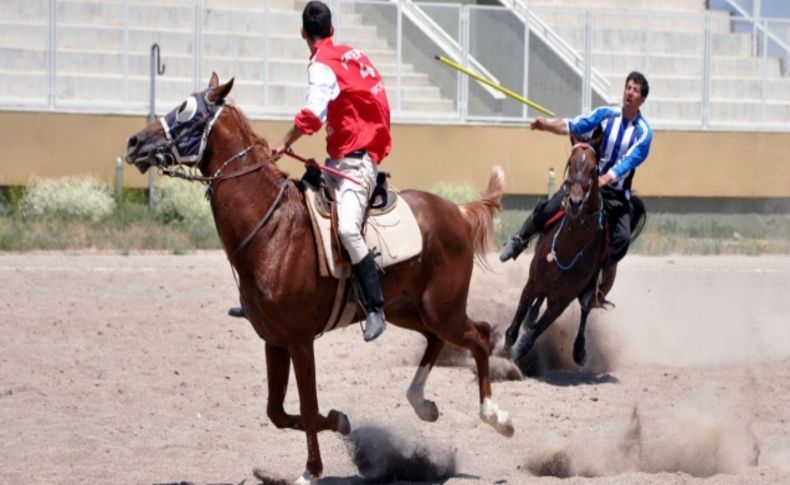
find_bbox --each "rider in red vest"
[269,0,392,342]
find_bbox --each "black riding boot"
[353,252,386,342]
[499,216,540,262]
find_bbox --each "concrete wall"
[1,111,789,199]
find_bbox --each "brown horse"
[505,141,608,368]
[124,74,513,481]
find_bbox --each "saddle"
[299,167,423,335]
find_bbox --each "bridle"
[145,95,289,258]
[561,142,597,211]
[551,142,605,271]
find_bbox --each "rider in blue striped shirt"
[500,72,652,285]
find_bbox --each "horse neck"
[202,107,295,256]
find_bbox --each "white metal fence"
[1,0,788,131]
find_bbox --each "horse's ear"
[209,72,219,89]
[569,132,580,146]
[208,77,234,104]
[589,125,604,152]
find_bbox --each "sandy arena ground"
[1,252,790,484]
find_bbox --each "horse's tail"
[460,166,505,268]
[630,194,647,242]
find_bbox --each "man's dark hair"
[302,1,332,39]
[626,71,649,99]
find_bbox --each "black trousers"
[522,186,638,269]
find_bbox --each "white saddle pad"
[304,187,423,279]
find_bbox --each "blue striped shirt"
[567,106,652,197]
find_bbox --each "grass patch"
[496,210,790,256]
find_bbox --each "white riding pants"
[326,153,378,264]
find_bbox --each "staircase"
[517,0,790,128]
[0,0,455,117]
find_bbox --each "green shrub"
[154,177,213,228]
[430,181,479,204]
[19,175,116,222]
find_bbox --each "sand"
[1,252,789,484]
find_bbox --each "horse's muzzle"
[125,135,172,173]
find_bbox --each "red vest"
[294,38,391,163]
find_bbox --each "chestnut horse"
[125,74,512,481]
[505,141,607,368]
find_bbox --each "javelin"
[434,55,555,116]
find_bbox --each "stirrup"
[363,308,386,342]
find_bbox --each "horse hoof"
[573,343,587,367]
[480,398,515,438]
[328,409,351,435]
[417,400,439,422]
[574,350,587,367]
[295,469,317,484]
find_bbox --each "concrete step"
[519,0,707,12]
[592,53,782,79]
[1,0,303,21]
[644,97,790,123]
[645,76,790,101]
[0,71,452,112]
[0,47,423,84]
[529,8,732,34]
[553,27,753,57]
[0,22,391,57]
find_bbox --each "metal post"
[582,9,592,115]
[122,0,129,105]
[262,0,270,108]
[396,0,403,115]
[148,44,165,208]
[193,0,204,90]
[754,0,762,56]
[115,157,124,204]
[761,19,768,126]
[459,6,470,121]
[701,13,711,129]
[522,8,530,121]
[48,0,57,109]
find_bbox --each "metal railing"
[1,0,789,131]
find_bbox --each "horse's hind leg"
[573,307,591,366]
[406,333,445,422]
[466,317,514,437]
[265,343,350,435]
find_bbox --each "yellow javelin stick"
[434,54,555,117]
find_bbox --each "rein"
[228,178,289,258]
[552,148,604,271]
[549,208,604,271]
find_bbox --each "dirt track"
[1,252,790,484]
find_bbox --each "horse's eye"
[176,96,198,123]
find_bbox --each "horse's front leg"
[504,280,537,349]
[407,333,445,422]
[288,341,326,482]
[265,343,350,435]
[511,298,571,363]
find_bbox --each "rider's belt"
[344,149,367,159]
